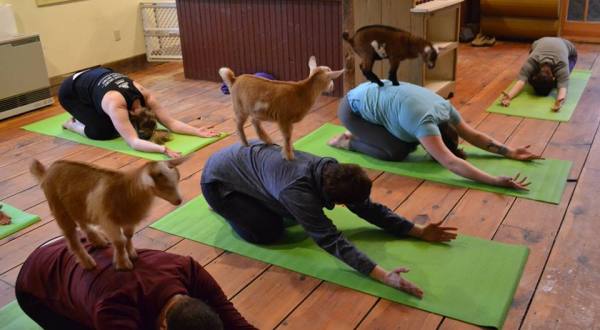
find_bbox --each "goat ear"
[141,167,155,188]
[165,155,189,169]
[308,56,317,71]
[326,69,345,80]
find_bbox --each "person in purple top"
[16,237,257,330]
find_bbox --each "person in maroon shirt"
[15,237,256,330]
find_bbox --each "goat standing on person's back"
[30,157,187,271]
[219,56,344,160]
[343,25,438,86]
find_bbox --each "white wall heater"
[0,33,54,120]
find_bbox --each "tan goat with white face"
[219,56,344,160]
[30,157,187,271]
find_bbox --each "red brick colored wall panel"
[176,0,343,96]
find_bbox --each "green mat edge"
[486,70,592,122]
[0,301,40,330]
[22,112,229,161]
[150,195,530,328]
[295,123,572,205]
[0,203,41,240]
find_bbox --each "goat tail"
[218,67,236,89]
[342,31,353,45]
[30,159,46,182]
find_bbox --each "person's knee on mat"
[231,221,284,245]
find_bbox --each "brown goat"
[30,158,186,270]
[343,25,438,86]
[219,56,344,160]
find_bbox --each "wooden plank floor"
[1,42,600,329]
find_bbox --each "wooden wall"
[176,0,344,96]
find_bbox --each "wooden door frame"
[560,0,600,42]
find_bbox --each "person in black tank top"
[58,67,219,158]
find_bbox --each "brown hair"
[322,163,372,205]
[528,65,555,96]
[129,107,172,144]
[438,122,466,160]
[167,296,224,330]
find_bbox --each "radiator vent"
[0,88,51,113]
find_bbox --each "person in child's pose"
[59,67,219,158]
[500,37,578,112]
[329,80,542,190]
[16,237,257,329]
[201,141,459,299]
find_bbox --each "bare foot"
[62,117,76,130]
[328,132,352,150]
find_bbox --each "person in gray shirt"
[201,142,458,298]
[500,37,578,112]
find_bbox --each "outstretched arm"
[136,82,218,137]
[106,104,180,158]
[552,87,567,112]
[454,121,543,161]
[419,135,531,190]
[500,80,526,107]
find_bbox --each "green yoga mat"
[0,301,40,330]
[294,123,570,204]
[151,196,528,328]
[487,70,591,122]
[0,203,40,240]
[23,112,227,160]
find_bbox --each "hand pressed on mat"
[496,173,531,191]
[551,98,565,112]
[506,145,544,161]
[0,205,11,225]
[162,146,182,159]
[500,91,511,107]
[369,220,457,298]
[370,265,423,299]
[409,220,458,243]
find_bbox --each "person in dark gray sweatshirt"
[200,141,457,298]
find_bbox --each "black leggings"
[201,182,285,244]
[15,290,88,330]
[58,76,119,140]
[338,97,418,161]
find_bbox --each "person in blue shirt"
[328,81,542,190]
[201,142,458,298]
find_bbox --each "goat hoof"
[392,81,399,86]
[376,82,384,87]
[282,151,295,161]
[88,235,109,248]
[80,256,97,270]
[127,248,138,260]
[115,258,134,271]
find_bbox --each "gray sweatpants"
[338,97,418,161]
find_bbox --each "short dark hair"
[438,122,466,160]
[322,163,372,205]
[166,296,224,330]
[528,66,555,96]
